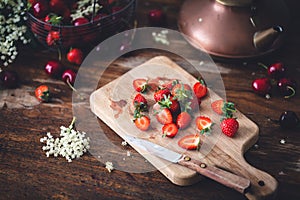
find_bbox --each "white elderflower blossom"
[40,117,90,162]
[0,0,30,68]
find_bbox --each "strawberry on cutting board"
[178,134,201,150]
[193,78,207,99]
[134,115,151,131]
[162,123,178,138]
[133,78,148,93]
[195,116,213,134]
[155,108,173,125]
[176,111,191,129]
[211,100,236,118]
[220,118,239,137]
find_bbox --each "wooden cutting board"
[90,56,277,200]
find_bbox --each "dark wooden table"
[1,1,299,199]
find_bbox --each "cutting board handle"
[235,156,278,200]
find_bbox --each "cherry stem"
[57,47,62,61]
[284,86,296,99]
[258,62,268,70]
[66,79,77,92]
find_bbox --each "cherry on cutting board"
[277,78,297,98]
[252,78,272,96]
[45,60,64,77]
[279,111,299,129]
[148,9,166,26]
[0,70,19,89]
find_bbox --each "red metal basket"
[26,0,136,49]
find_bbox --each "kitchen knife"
[125,135,251,194]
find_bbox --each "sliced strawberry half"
[134,115,150,131]
[195,116,213,134]
[162,123,178,138]
[133,78,148,93]
[176,112,191,129]
[178,134,201,150]
[211,99,224,115]
[211,100,236,118]
[155,108,173,125]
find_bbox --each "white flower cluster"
[40,118,90,162]
[71,0,102,21]
[105,161,114,173]
[0,0,30,68]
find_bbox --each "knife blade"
[125,135,251,194]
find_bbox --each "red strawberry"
[67,48,83,65]
[220,118,239,137]
[211,100,236,118]
[35,85,50,102]
[162,79,179,90]
[193,78,207,99]
[133,93,147,105]
[154,88,171,102]
[190,95,201,110]
[176,112,191,129]
[195,116,213,133]
[134,115,150,131]
[155,108,173,125]
[211,100,224,115]
[133,78,148,93]
[158,95,180,114]
[162,123,178,138]
[46,31,60,46]
[171,83,192,97]
[178,134,201,150]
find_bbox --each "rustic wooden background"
[0,0,299,199]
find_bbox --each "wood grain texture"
[0,0,300,199]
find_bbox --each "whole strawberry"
[221,118,239,137]
[67,48,83,65]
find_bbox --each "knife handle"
[178,155,251,194]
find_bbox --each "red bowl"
[26,0,136,49]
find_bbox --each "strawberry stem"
[57,47,62,61]
[66,79,77,92]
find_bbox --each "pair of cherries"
[252,62,297,99]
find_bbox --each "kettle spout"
[253,26,283,50]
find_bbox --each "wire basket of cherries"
[26,0,136,49]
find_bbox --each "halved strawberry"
[162,123,178,138]
[193,78,208,99]
[211,100,224,115]
[178,134,201,150]
[133,79,148,93]
[154,88,171,102]
[155,108,173,125]
[220,118,239,137]
[176,112,191,129]
[211,100,236,118]
[195,116,213,134]
[134,115,150,131]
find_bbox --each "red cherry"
[32,0,49,18]
[277,78,297,98]
[0,70,19,89]
[252,78,272,96]
[67,48,83,65]
[268,62,287,79]
[62,69,76,85]
[73,17,89,26]
[148,9,166,26]
[45,60,64,77]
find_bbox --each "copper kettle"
[178,0,290,59]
